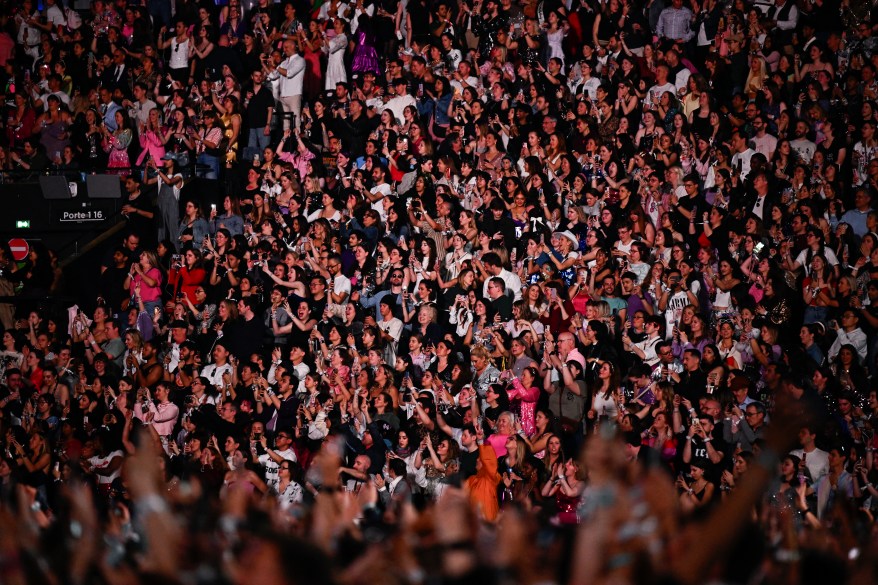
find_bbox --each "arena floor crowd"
[2,0,878,583]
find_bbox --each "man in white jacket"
[272,38,305,131]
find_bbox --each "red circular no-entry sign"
[8,238,29,262]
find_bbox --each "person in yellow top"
[215,95,242,168]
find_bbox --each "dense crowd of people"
[2,0,878,583]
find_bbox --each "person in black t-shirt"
[243,69,276,163]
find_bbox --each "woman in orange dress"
[467,445,501,522]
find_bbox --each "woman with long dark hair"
[195,111,224,179]
[104,109,134,174]
[429,75,453,139]
[7,93,36,153]
[766,454,806,510]
[168,248,207,305]
[162,107,195,169]
[36,95,71,164]
[802,254,836,325]
[209,195,244,238]
[831,345,869,401]
[507,366,541,435]
[587,360,622,426]
[498,433,537,506]
[215,95,241,169]
[540,457,586,525]
[176,200,210,251]
[677,458,715,513]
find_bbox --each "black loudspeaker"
[86,174,123,199]
[39,176,75,199]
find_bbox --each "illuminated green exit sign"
[16,220,30,229]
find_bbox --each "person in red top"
[167,248,206,306]
[21,349,44,391]
[541,282,575,334]
[7,93,36,151]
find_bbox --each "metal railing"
[0,165,144,183]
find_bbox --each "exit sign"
[15,220,30,229]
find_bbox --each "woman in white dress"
[324,18,349,90]
[544,11,566,69]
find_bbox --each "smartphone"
[211,203,217,211]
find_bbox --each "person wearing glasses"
[256,430,297,492]
[276,460,304,510]
[313,253,351,319]
[724,401,766,453]
[360,269,406,321]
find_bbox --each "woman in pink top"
[641,411,679,472]
[135,108,166,166]
[487,411,516,458]
[275,128,315,180]
[134,384,180,441]
[126,250,164,315]
[507,366,541,436]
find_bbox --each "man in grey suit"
[377,458,411,510]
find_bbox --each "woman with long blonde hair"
[136,107,166,166]
[745,56,768,99]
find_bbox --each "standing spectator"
[145,155,183,249]
[159,20,191,85]
[656,0,694,44]
[273,38,306,132]
[242,69,275,163]
[323,19,348,91]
